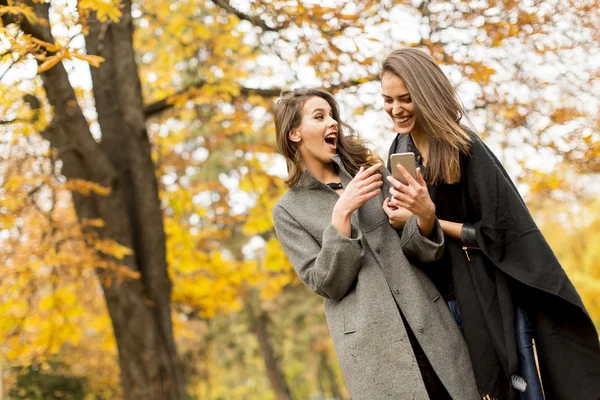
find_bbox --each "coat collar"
[295,154,352,190]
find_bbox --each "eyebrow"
[310,108,332,114]
[382,93,411,99]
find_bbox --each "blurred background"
[0,0,598,399]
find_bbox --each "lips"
[394,115,413,125]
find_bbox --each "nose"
[392,102,405,116]
[327,116,338,127]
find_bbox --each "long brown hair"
[274,88,382,188]
[381,48,473,184]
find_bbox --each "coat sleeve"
[380,165,445,263]
[272,204,365,300]
[400,214,445,263]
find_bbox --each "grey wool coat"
[272,155,480,400]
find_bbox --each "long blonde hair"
[381,48,473,184]
[274,88,382,188]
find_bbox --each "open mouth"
[324,133,337,149]
[395,115,413,125]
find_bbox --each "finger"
[390,190,412,209]
[395,163,418,187]
[355,166,364,179]
[361,172,383,186]
[363,163,382,177]
[388,194,402,209]
[364,188,381,201]
[389,187,407,200]
[384,197,398,211]
[362,180,383,194]
[386,175,408,191]
[383,196,390,207]
[382,199,391,215]
[415,167,427,186]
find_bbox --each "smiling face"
[289,96,339,169]
[381,72,417,135]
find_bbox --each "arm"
[272,205,365,300]
[400,214,445,263]
[439,220,462,240]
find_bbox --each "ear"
[288,129,301,143]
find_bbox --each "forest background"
[0,0,598,399]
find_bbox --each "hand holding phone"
[390,152,417,185]
[387,152,436,236]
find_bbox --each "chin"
[395,126,414,135]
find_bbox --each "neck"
[302,159,339,184]
[410,129,429,160]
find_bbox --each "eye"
[315,114,324,119]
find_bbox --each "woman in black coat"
[380,48,600,400]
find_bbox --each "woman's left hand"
[382,197,412,229]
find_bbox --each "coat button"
[418,326,424,333]
[375,247,381,254]
[394,288,400,294]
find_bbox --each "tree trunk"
[5,1,186,399]
[246,300,292,400]
[319,351,343,400]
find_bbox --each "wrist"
[417,213,435,227]
[333,204,353,220]
[331,207,352,238]
[418,202,436,220]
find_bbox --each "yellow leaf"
[0,4,40,25]
[94,239,134,259]
[72,53,105,68]
[37,55,62,73]
[82,218,105,228]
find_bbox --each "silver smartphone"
[390,152,417,185]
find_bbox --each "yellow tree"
[1,0,391,398]
[2,0,186,398]
[2,0,598,399]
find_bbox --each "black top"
[325,182,343,190]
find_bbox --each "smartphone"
[390,152,417,185]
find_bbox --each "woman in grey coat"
[271,88,479,399]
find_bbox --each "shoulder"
[463,132,499,165]
[272,187,311,222]
[273,190,294,218]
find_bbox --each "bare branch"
[211,0,284,32]
[144,76,377,118]
[144,81,280,117]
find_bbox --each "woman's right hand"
[332,163,383,237]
